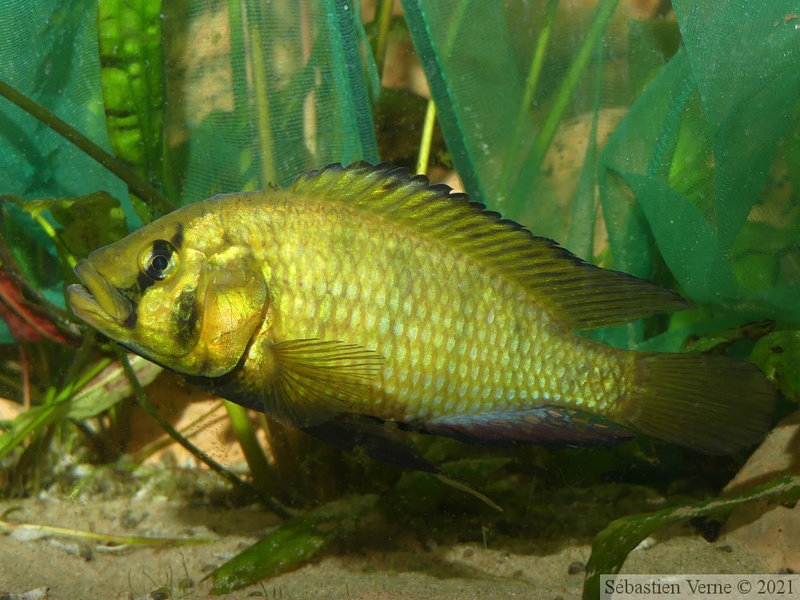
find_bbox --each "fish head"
[67,204,268,378]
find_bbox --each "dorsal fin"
[290,163,687,330]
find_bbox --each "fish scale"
[233,195,629,423]
[68,163,775,456]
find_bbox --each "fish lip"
[68,259,133,325]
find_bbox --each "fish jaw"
[68,259,133,331]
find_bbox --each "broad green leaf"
[22,192,127,259]
[98,0,167,221]
[582,475,800,600]
[210,494,378,593]
[68,355,162,420]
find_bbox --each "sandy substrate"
[1,399,797,600]
[0,492,780,600]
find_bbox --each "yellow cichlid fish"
[68,163,774,464]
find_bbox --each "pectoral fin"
[262,339,385,428]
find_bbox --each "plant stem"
[0,78,173,215]
[224,400,278,496]
[114,348,291,518]
[372,0,395,80]
[416,99,437,175]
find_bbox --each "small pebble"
[567,560,585,575]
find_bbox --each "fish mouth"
[68,259,133,327]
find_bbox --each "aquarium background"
[0,1,798,598]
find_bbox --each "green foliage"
[209,494,378,593]
[751,329,800,405]
[98,0,171,221]
[0,0,798,594]
[583,475,800,600]
[21,192,128,262]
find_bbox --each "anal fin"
[421,407,635,448]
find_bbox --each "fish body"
[68,163,774,456]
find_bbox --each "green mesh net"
[0,0,378,214]
[403,0,800,348]
[1,0,799,349]
[0,0,379,341]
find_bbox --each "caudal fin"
[623,353,776,454]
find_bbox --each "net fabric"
[403,0,800,340]
[0,0,126,203]
[1,0,799,347]
[0,0,378,342]
[0,0,378,215]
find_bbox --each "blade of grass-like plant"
[582,475,800,600]
[246,1,278,187]
[0,78,171,214]
[209,494,378,593]
[565,38,605,259]
[0,513,212,548]
[508,0,619,204]
[495,0,559,203]
[0,356,112,461]
[415,99,437,175]
[371,0,395,79]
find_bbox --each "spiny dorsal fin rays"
[291,163,688,330]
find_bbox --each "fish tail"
[622,352,776,454]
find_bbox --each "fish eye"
[140,240,178,281]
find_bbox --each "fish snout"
[69,259,133,325]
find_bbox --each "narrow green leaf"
[0,403,72,461]
[0,357,112,460]
[210,494,378,594]
[583,475,800,600]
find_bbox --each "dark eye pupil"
[142,240,177,281]
[150,254,170,272]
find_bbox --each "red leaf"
[0,269,72,345]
